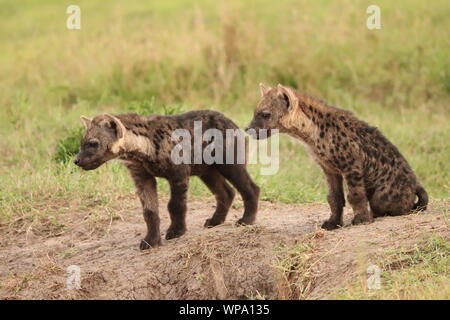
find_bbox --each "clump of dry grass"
[272,230,325,299]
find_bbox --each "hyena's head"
[74,114,126,170]
[246,83,299,139]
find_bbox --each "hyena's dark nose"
[73,157,80,166]
[245,126,256,135]
[245,125,254,132]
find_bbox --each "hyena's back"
[115,110,245,175]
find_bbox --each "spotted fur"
[75,111,260,249]
[247,84,428,229]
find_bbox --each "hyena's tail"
[413,185,428,211]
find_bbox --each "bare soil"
[0,196,448,300]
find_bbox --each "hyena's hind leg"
[216,164,260,226]
[166,177,189,240]
[369,185,416,217]
[200,168,236,228]
[321,171,345,230]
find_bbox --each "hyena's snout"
[245,122,272,140]
[245,119,261,139]
[73,153,102,170]
[244,125,257,139]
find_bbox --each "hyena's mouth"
[246,127,272,140]
[253,129,272,140]
[79,161,103,171]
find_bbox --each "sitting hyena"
[247,83,428,230]
[74,111,259,249]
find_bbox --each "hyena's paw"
[236,217,255,226]
[204,218,225,228]
[351,213,374,226]
[165,226,186,240]
[321,219,341,230]
[139,237,161,250]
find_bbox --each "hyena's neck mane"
[112,113,161,158]
[282,90,352,146]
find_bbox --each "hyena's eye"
[261,112,271,119]
[87,141,99,149]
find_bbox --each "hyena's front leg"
[321,171,345,230]
[129,167,161,250]
[166,177,189,240]
[344,171,373,225]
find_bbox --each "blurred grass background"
[0,0,449,222]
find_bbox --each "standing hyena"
[74,111,259,249]
[247,84,428,230]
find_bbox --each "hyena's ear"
[259,83,272,97]
[101,114,127,139]
[80,116,92,129]
[277,84,298,110]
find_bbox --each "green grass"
[0,0,449,223]
[334,236,450,299]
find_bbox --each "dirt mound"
[0,197,448,299]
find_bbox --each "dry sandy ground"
[0,196,448,299]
